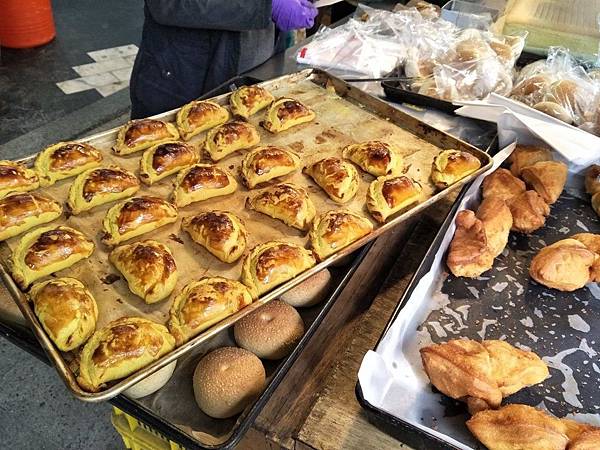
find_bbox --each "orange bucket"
[0,0,56,49]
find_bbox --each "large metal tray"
[0,68,492,402]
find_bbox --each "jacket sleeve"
[145,0,272,31]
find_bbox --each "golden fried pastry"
[112,119,179,155]
[593,192,600,217]
[109,240,178,304]
[10,225,94,289]
[168,277,253,345]
[309,210,373,260]
[585,164,600,195]
[530,238,596,291]
[521,161,568,204]
[467,404,570,450]
[430,150,481,190]
[262,97,316,133]
[171,164,237,208]
[569,429,600,450]
[303,157,359,204]
[176,100,229,141]
[0,193,62,241]
[240,146,300,189]
[35,142,103,187]
[0,160,40,200]
[508,144,553,177]
[246,183,316,231]
[508,190,550,233]
[77,317,175,392]
[420,339,548,414]
[482,168,526,201]
[67,166,140,215]
[230,85,274,118]
[241,241,316,297]
[476,197,512,258]
[139,141,199,185]
[29,278,98,352]
[572,233,600,282]
[342,140,404,177]
[181,211,247,263]
[204,121,260,162]
[101,196,178,246]
[447,210,494,278]
[367,175,421,223]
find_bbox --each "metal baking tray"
[0,68,492,402]
[356,179,600,448]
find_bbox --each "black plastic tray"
[382,79,459,115]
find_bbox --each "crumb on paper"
[101,274,120,285]
[169,234,184,245]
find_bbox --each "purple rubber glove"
[272,0,318,32]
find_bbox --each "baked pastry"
[280,269,331,307]
[192,347,265,418]
[303,157,360,204]
[482,168,526,201]
[171,164,237,207]
[181,211,247,263]
[342,141,404,177]
[29,278,98,352]
[234,300,304,359]
[447,210,494,278]
[593,192,600,217]
[78,317,175,392]
[521,161,568,204]
[246,183,316,231]
[367,175,421,223]
[10,225,94,289]
[109,240,178,303]
[421,339,548,414]
[240,146,300,189]
[112,119,179,155]
[476,197,512,258]
[508,144,553,177]
[309,210,373,260]
[101,196,178,246]
[229,85,274,118]
[262,97,316,133]
[176,100,229,141]
[67,166,140,215]
[139,141,199,185]
[241,241,316,297]
[0,193,62,242]
[204,121,260,162]
[569,429,600,450]
[430,150,481,189]
[0,160,40,200]
[34,142,103,187]
[168,277,253,345]
[508,190,550,233]
[530,238,596,291]
[572,233,600,282]
[533,101,574,124]
[585,164,600,195]
[125,360,177,399]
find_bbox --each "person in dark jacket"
[130,0,317,118]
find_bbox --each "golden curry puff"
[101,196,178,246]
[109,240,178,304]
[0,160,40,200]
[35,141,103,187]
[367,175,421,223]
[168,277,253,345]
[262,98,316,133]
[241,241,316,297]
[77,316,175,392]
[0,193,62,241]
[230,85,274,118]
[303,157,360,204]
[430,150,481,189]
[29,277,98,352]
[113,119,179,155]
[240,146,300,189]
[10,225,94,289]
[67,166,140,215]
[176,100,229,141]
[247,183,316,231]
[181,211,247,263]
[309,210,373,261]
[171,163,237,207]
[139,141,199,185]
[342,141,404,177]
[204,121,260,162]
